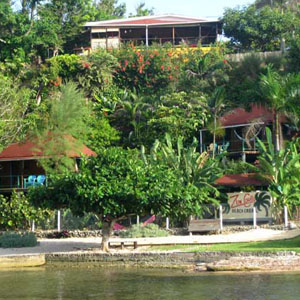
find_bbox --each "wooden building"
[84,14,221,50]
[200,105,292,163]
[0,139,96,193]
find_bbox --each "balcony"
[0,175,47,192]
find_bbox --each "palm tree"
[201,87,227,158]
[259,66,300,151]
[116,90,151,146]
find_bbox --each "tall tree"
[259,66,300,151]
[91,0,126,20]
[29,147,194,251]
[130,2,154,17]
[222,4,298,51]
[34,82,90,174]
[36,0,94,55]
[255,0,299,11]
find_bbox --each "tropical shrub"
[177,46,230,92]
[113,45,177,94]
[140,91,207,147]
[0,232,37,248]
[77,49,118,98]
[119,224,168,238]
[62,209,102,230]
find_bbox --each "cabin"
[0,139,96,193]
[84,14,221,50]
[200,105,293,163]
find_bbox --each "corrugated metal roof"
[220,105,286,127]
[85,14,219,27]
[0,139,96,162]
[215,173,267,186]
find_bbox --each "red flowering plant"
[113,45,178,94]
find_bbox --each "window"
[92,32,119,39]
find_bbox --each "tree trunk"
[212,115,216,159]
[101,218,115,252]
[275,112,281,152]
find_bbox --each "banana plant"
[257,127,300,221]
[141,133,222,207]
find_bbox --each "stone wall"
[45,251,300,271]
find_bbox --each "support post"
[242,152,246,162]
[31,220,35,232]
[166,217,170,230]
[219,205,223,232]
[172,27,175,45]
[105,28,108,50]
[145,25,149,47]
[253,207,257,228]
[198,24,202,44]
[57,210,61,232]
[284,206,288,228]
[136,215,140,225]
[199,130,203,153]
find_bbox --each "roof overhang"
[215,173,268,187]
[85,14,220,28]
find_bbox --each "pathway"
[1,228,299,256]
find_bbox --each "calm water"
[0,266,299,300]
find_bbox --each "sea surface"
[0,266,299,299]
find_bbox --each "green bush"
[119,224,169,238]
[0,232,37,248]
[0,191,52,231]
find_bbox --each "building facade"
[84,14,221,50]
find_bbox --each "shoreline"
[1,228,300,272]
[2,250,300,272]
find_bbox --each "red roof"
[0,139,96,161]
[220,105,286,127]
[85,15,218,27]
[216,173,267,187]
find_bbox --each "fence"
[225,51,283,63]
[31,210,175,232]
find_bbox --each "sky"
[125,0,256,18]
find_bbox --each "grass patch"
[0,232,38,248]
[151,236,300,252]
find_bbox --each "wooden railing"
[0,175,47,190]
[120,36,217,47]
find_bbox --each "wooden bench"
[188,219,221,235]
[108,241,138,249]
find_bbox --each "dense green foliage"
[0,192,51,231]
[223,4,299,51]
[1,0,300,236]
